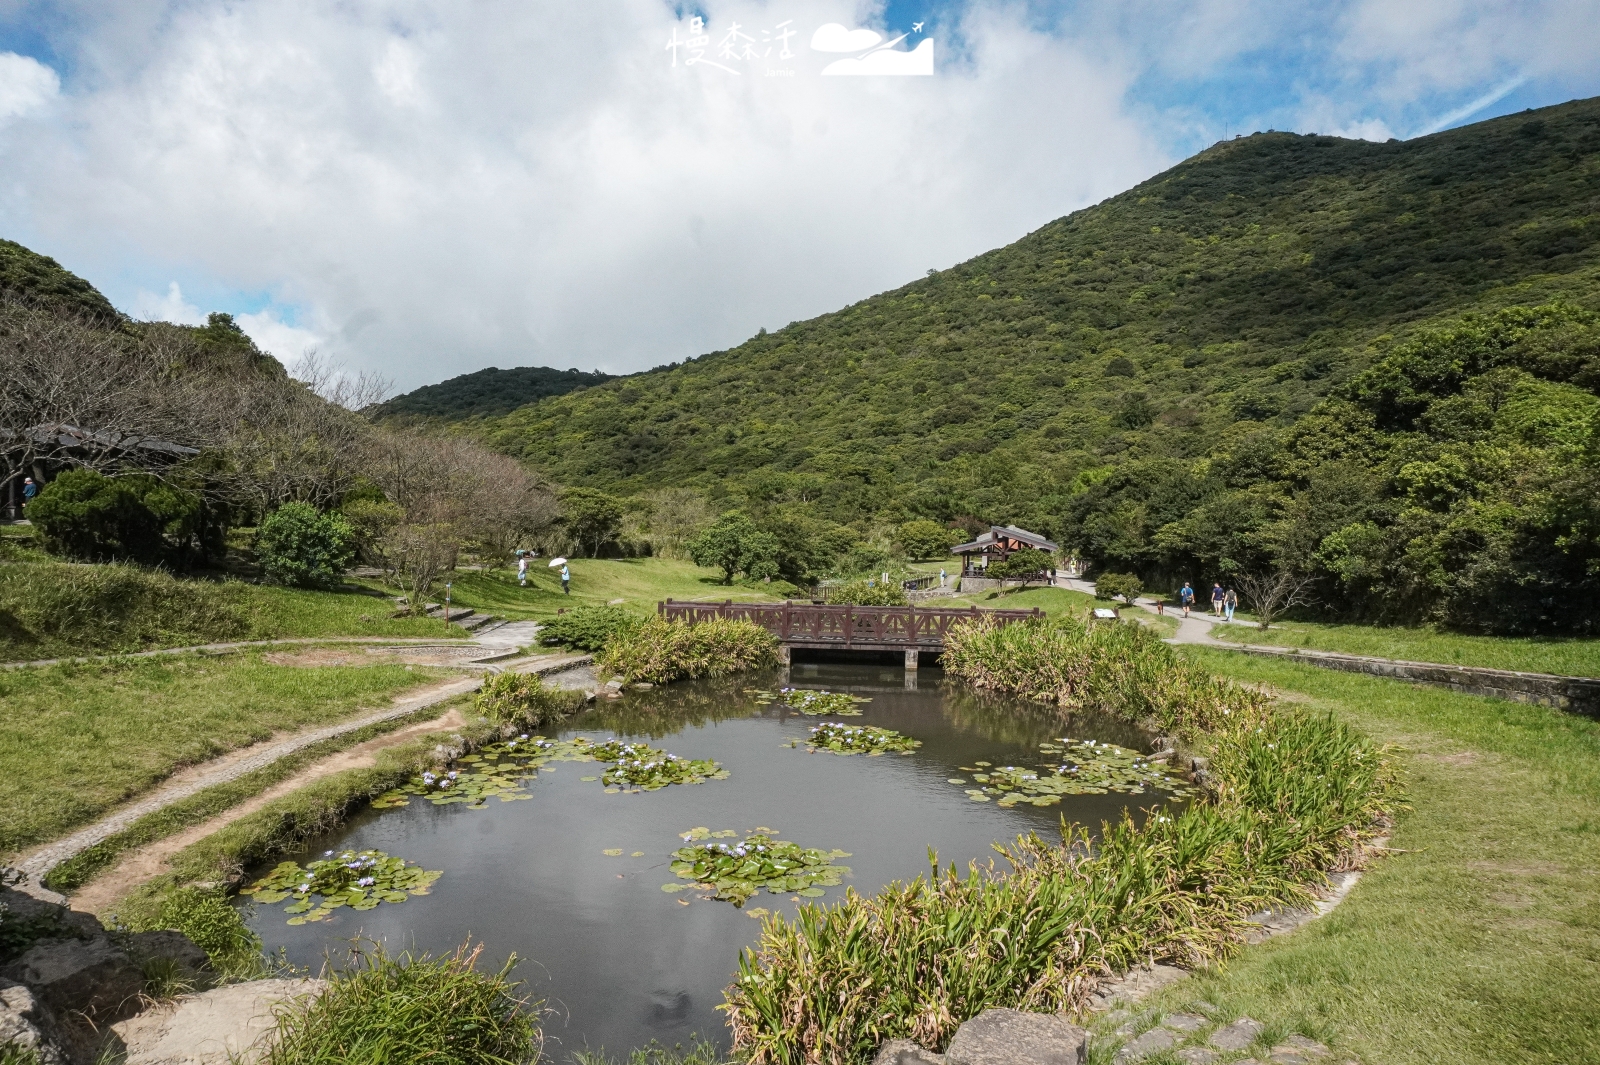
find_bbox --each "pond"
[240,662,1183,1059]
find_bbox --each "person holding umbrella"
[549,556,570,595]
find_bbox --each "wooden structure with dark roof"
[950,525,1059,577]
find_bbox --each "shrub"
[263,941,540,1065]
[0,562,249,658]
[823,579,909,606]
[152,886,263,975]
[1094,572,1144,605]
[475,671,584,727]
[28,469,205,566]
[537,606,645,652]
[722,706,1400,1063]
[986,547,1054,586]
[256,503,355,589]
[598,617,778,684]
[896,519,962,561]
[941,613,1270,737]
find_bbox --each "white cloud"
[130,281,205,325]
[1327,117,1396,142]
[236,310,326,364]
[822,39,934,76]
[0,51,59,122]
[811,23,884,52]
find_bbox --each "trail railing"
[657,599,1041,652]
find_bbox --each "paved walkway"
[1055,576,1249,646]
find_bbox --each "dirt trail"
[70,705,474,915]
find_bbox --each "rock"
[1190,1001,1219,1015]
[873,1037,946,1065]
[0,979,70,1065]
[1209,1017,1265,1052]
[1269,1054,1311,1065]
[1085,964,1189,1011]
[0,885,68,924]
[112,978,326,1065]
[1162,1012,1208,1032]
[1176,1050,1219,1065]
[1,935,146,1025]
[1274,1034,1330,1057]
[944,1008,1089,1065]
[631,682,655,691]
[127,931,213,991]
[1115,1026,1175,1063]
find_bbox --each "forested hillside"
[473,97,1600,632]
[1,238,122,323]
[374,365,615,421]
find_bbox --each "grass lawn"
[1206,616,1600,678]
[0,652,446,857]
[444,556,794,620]
[242,583,462,641]
[1116,648,1600,1065]
[942,585,1101,615]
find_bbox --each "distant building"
[950,525,1060,577]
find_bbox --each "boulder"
[127,931,214,991]
[1115,1026,1176,1063]
[111,978,326,1065]
[944,1008,1089,1065]
[873,1038,946,1065]
[1,935,146,1025]
[0,979,70,1065]
[1208,1017,1265,1052]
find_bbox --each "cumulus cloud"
[822,38,933,76]
[130,281,206,325]
[0,51,59,122]
[236,310,326,365]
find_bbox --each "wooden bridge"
[657,599,1043,669]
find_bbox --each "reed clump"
[475,671,584,727]
[942,613,1271,736]
[598,616,778,684]
[263,940,540,1065]
[722,619,1402,1064]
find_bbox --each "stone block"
[873,1037,946,1065]
[1209,1017,1264,1052]
[1176,1050,1219,1065]
[0,979,70,1065]
[1274,1034,1330,1057]
[112,978,326,1065]
[1,935,146,1024]
[1115,1026,1175,1063]
[1162,1012,1208,1032]
[127,931,214,990]
[944,1008,1089,1065]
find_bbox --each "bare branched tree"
[1236,568,1317,629]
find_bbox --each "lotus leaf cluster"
[955,740,1195,807]
[588,739,729,790]
[663,827,850,906]
[241,849,443,925]
[370,734,600,808]
[805,722,920,756]
[747,688,869,716]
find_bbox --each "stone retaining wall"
[1231,644,1600,717]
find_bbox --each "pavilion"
[950,524,1060,577]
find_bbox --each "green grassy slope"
[0,237,123,323]
[480,98,1600,523]
[373,365,616,421]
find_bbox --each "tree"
[256,502,356,589]
[1236,568,1317,629]
[28,468,204,566]
[987,547,1054,587]
[686,512,779,585]
[896,519,962,561]
[560,488,625,558]
[1094,571,1144,605]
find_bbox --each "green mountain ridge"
[374,365,616,421]
[1,238,123,323]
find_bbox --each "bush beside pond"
[722,618,1402,1063]
[537,605,644,652]
[598,617,778,684]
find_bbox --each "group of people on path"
[1176,581,1237,621]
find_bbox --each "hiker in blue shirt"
[1179,582,1195,618]
[560,563,571,595]
[21,477,37,511]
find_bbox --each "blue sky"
[0,0,1596,386]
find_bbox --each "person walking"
[560,563,571,595]
[517,555,529,587]
[1179,582,1195,618]
[939,567,947,588]
[1211,583,1225,617]
[21,477,37,510]
[1224,586,1238,623]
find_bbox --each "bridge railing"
[657,599,1042,649]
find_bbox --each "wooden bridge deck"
[658,599,1041,659]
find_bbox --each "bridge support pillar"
[904,648,919,672]
[778,644,792,667]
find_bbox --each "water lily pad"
[242,849,442,925]
[603,849,624,856]
[630,851,645,857]
[588,739,728,790]
[664,829,851,907]
[804,722,921,756]
[747,688,870,716]
[949,738,1196,807]
[948,778,966,784]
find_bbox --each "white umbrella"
[548,557,568,567]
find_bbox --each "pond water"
[240,662,1177,1059]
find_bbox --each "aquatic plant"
[153,886,264,975]
[242,848,443,925]
[721,708,1401,1063]
[748,688,869,716]
[954,740,1195,807]
[370,735,599,808]
[664,828,851,906]
[941,613,1271,736]
[262,940,540,1065]
[598,616,778,684]
[475,671,584,727]
[588,739,729,790]
[805,723,920,756]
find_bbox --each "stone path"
[0,635,479,671]
[12,631,587,902]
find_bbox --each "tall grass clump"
[823,579,909,607]
[0,562,249,659]
[263,941,540,1065]
[598,617,778,684]
[942,614,1270,736]
[537,605,645,651]
[722,632,1402,1063]
[150,885,264,978]
[475,671,585,727]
